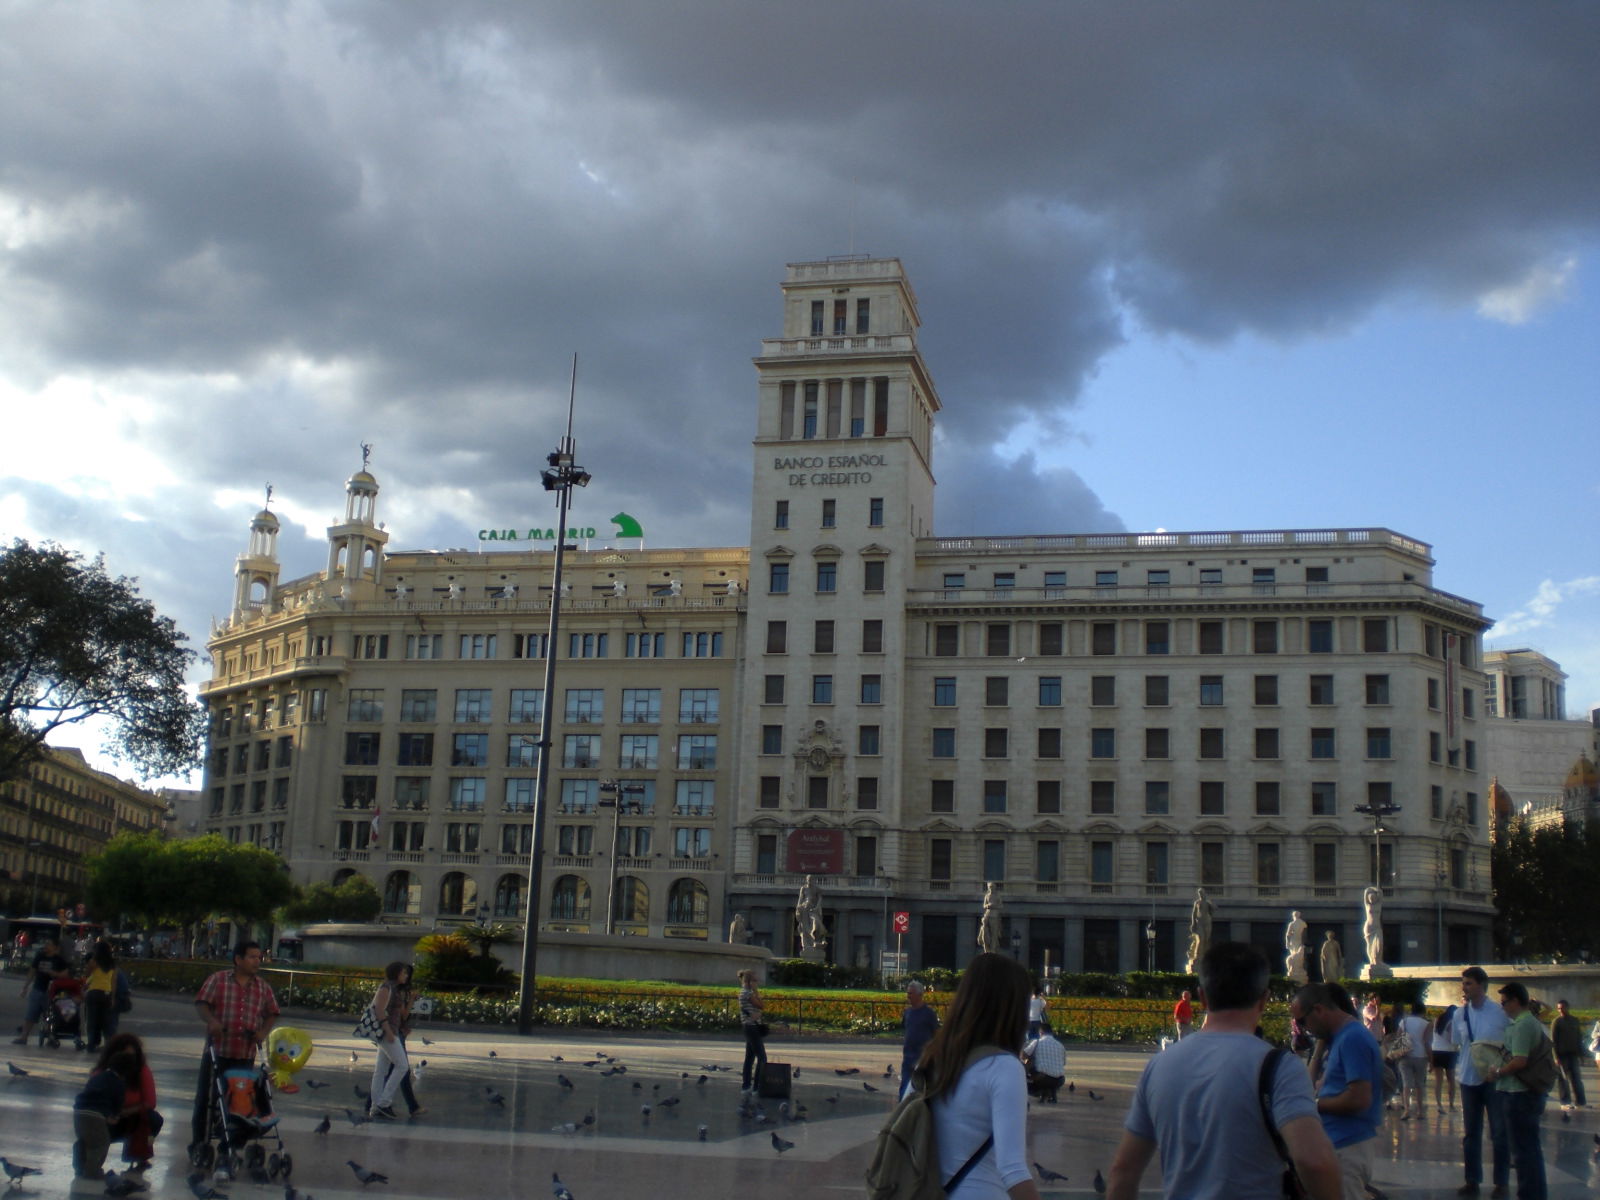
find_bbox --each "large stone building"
[0,746,171,918]
[1481,648,1599,831]
[201,255,1497,972]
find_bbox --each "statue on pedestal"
[669,577,683,597]
[1284,910,1308,984]
[1185,887,1214,973]
[977,883,1004,955]
[795,875,825,955]
[1360,886,1392,978]
[1320,930,1344,982]
[611,578,626,598]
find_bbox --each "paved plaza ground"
[3,986,1598,1199]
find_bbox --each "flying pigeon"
[485,1086,506,1107]
[551,1174,574,1200]
[5,1062,29,1078]
[2,1158,43,1183]
[770,1131,794,1154]
[1093,1169,1106,1195]
[313,1114,331,1135]
[551,1055,564,1062]
[346,1161,388,1187]
[1034,1163,1068,1183]
[186,1173,227,1200]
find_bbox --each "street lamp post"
[1145,921,1157,972]
[1353,798,1402,892]
[515,357,591,1036]
[598,780,620,935]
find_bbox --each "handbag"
[1257,1047,1311,1200]
[756,1021,772,1038]
[1383,1028,1411,1061]
[352,1005,383,1042]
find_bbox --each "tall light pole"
[515,356,590,1035]
[598,780,620,935]
[1354,797,1401,892]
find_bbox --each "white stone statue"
[499,583,517,600]
[669,577,682,596]
[1362,886,1386,973]
[1185,887,1214,973]
[559,580,572,599]
[728,912,749,945]
[795,875,825,953]
[392,582,409,602]
[611,578,626,598]
[1284,910,1308,984]
[726,578,742,595]
[447,580,463,601]
[977,882,1003,955]
[1320,930,1345,982]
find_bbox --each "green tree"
[1491,814,1600,959]
[87,833,294,943]
[0,539,206,784]
[279,875,382,925]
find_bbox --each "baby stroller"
[189,1043,292,1182]
[39,981,85,1050]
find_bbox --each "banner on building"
[786,828,845,875]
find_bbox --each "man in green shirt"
[1482,983,1545,1200]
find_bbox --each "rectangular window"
[567,633,607,659]
[620,688,660,724]
[816,561,837,592]
[1363,618,1389,652]
[1308,620,1333,653]
[1145,781,1170,816]
[1039,623,1064,655]
[676,779,716,815]
[1037,728,1061,758]
[1200,842,1225,886]
[934,623,960,656]
[1091,676,1116,706]
[868,496,884,525]
[769,562,789,594]
[982,839,1006,881]
[1091,622,1117,655]
[1199,728,1225,759]
[930,838,952,881]
[1199,676,1224,706]
[1090,780,1116,814]
[353,634,388,659]
[397,732,433,767]
[854,833,878,876]
[986,624,1011,656]
[1366,727,1392,759]
[1311,728,1336,759]
[1255,781,1281,815]
[1145,675,1169,706]
[992,572,1015,590]
[1309,675,1335,705]
[1145,728,1170,759]
[1036,840,1060,883]
[1464,739,1477,770]
[1427,678,1441,710]
[983,781,1008,814]
[856,297,870,334]
[862,619,884,653]
[1306,566,1329,584]
[820,498,836,528]
[1462,688,1475,718]
[450,776,487,812]
[774,499,789,529]
[1095,570,1118,587]
[1036,780,1062,814]
[679,688,720,723]
[1147,569,1171,587]
[1199,780,1225,815]
[344,732,381,765]
[1090,728,1116,758]
[405,633,443,659]
[1257,843,1282,886]
[1043,570,1066,590]
[459,633,497,659]
[626,631,664,658]
[306,689,326,721]
[1038,676,1062,706]
[397,689,436,723]
[985,676,1009,706]
[943,572,966,590]
[396,777,431,811]
[932,728,956,758]
[341,776,377,810]
[1311,780,1337,816]
[347,688,383,722]
[1145,621,1170,655]
[1429,731,1442,763]
[761,725,783,755]
[931,779,955,813]
[759,777,780,810]
[1312,843,1337,887]
[1254,675,1279,706]
[763,674,785,704]
[1090,842,1113,885]
[1198,621,1224,654]
[1255,728,1280,759]
[1365,674,1390,705]
[984,728,1008,758]
[812,675,833,703]
[514,632,549,659]
[766,621,788,653]
[858,725,881,756]
[507,689,544,724]
[807,776,829,809]
[1252,621,1278,654]
[1146,842,1170,886]
[680,631,724,658]
[562,734,599,768]
[933,677,956,706]
[564,688,603,724]
[506,734,540,768]
[621,733,659,768]
[859,674,882,704]
[1431,784,1444,819]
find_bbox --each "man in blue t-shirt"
[1292,983,1385,1200]
[898,980,940,1098]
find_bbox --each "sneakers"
[370,1105,399,1121]
[407,1107,428,1117]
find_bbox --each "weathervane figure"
[264,483,273,509]
[360,441,372,468]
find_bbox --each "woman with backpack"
[907,953,1040,1199]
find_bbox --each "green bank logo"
[611,512,644,538]
[476,512,644,542]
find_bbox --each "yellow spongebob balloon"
[268,1026,314,1092]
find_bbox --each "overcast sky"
[3,1,1597,783]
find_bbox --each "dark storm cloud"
[2,0,1597,576]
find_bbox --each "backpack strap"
[1256,1047,1295,1167]
[938,1045,1011,1191]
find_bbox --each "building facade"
[201,255,1498,971]
[1481,648,1599,830]
[0,747,171,918]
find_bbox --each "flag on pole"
[369,806,381,847]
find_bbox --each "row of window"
[768,559,885,594]
[338,819,703,859]
[343,730,723,771]
[931,566,1335,590]
[334,775,717,816]
[376,870,710,925]
[773,496,886,530]
[339,688,721,726]
[779,374,891,440]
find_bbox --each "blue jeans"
[1459,1081,1509,1188]
[1499,1090,1545,1200]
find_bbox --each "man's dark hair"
[1327,981,1357,1016]
[1410,1001,1425,1015]
[1197,941,1270,1012]
[233,940,262,961]
[1461,966,1488,987]
[1499,981,1530,1007]
[1293,982,1346,1017]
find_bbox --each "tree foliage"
[1491,814,1600,959]
[87,833,295,933]
[278,875,383,925]
[0,539,206,784]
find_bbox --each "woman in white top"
[910,953,1041,1200]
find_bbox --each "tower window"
[774,500,789,529]
[833,299,848,335]
[856,297,870,334]
[821,499,836,528]
[803,382,818,438]
[873,378,889,436]
[810,300,823,336]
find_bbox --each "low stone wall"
[1389,963,1600,1009]
[298,924,772,985]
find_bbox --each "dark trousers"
[1460,1081,1509,1188]
[1500,1090,1546,1200]
[741,1024,767,1090]
[1554,1052,1587,1106]
[84,991,118,1051]
[190,1055,270,1146]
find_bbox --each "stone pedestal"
[798,947,827,964]
[1360,963,1394,980]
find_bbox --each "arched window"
[550,875,591,920]
[612,876,649,924]
[493,873,525,919]
[666,878,709,925]
[438,872,479,917]
[382,871,418,914]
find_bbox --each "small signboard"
[892,911,911,935]
[880,951,909,976]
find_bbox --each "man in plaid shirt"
[189,942,280,1153]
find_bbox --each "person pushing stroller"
[189,942,279,1158]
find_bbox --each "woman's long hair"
[94,1033,145,1083]
[914,953,1031,1101]
[91,940,115,972]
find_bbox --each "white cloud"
[1476,256,1577,325]
[1489,574,1600,640]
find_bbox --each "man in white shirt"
[1398,1002,1433,1120]
[1451,966,1510,1197]
[1024,1025,1067,1102]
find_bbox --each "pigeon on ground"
[771,1131,794,1154]
[354,1084,369,1100]
[556,1074,575,1090]
[1034,1163,1068,1183]
[2,1157,42,1183]
[640,1104,651,1120]
[603,1067,624,1078]
[343,1108,367,1126]
[863,1082,879,1093]
[551,1055,563,1062]
[305,1079,330,1090]
[1068,1082,1076,1093]
[551,1174,574,1200]
[1093,1169,1106,1195]
[485,1086,506,1107]
[348,1051,358,1064]
[346,1161,388,1187]
[186,1173,226,1199]
[824,1093,839,1104]
[659,1096,680,1108]
[488,1050,498,1058]
[696,1074,708,1085]
[418,1036,434,1046]
[792,1068,801,1078]
[886,1064,894,1075]
[631,1081,642,1090]
[834,1068,859,1076]
[104,1169,148,1196]
[1088,1090,1104,1101]
[313,1114,331,1135]
[581,1110,595,1126]
[697,1124,708,1141]
[6,1062,29,1078]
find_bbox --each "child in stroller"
[41,973,86,1050]
[190,1043,289,1181]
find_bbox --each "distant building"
[0,747,171,917]
[1481,649,1599,831]
[201,255,1499,970]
